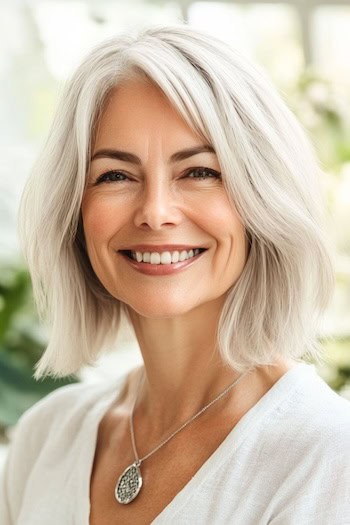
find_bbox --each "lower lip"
[118,250,207,275]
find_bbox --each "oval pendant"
[115,461,143,504]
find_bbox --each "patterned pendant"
[115,461,143,504]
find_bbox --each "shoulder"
[259,364,350,472]
[298,371,350,444]
[269,366,350,485]
[260,369,350,521]
[278,363,350,426]
[16,376,126,447]
[0,375,127,523]
[22,379,109,417]
[6,374,129,476]
[294,366,349,441]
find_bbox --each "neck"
[126,297,254,434]
[125,299,297,439]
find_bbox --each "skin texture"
[82,78,297,524]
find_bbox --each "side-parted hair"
[17,24,335,379]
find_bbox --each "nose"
[133,175,182,231]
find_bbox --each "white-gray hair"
[17,23,335,379]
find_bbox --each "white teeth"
[171,251,180,263]
[160,252,172,265]
[131,248,202,265]
[179,250,187,262]
[150,252,161,264]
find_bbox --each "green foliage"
[0,260,78,434]
[290,71,350,388]
[290,69,350,171]
[321,336,350,392]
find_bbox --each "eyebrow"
[90,145,216,164]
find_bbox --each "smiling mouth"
[120,248,207,264]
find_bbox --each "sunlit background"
[1,0,350,457]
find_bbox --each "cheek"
[81,195,120,242]
[196,191,245,242]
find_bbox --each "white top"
[1,362,350,524]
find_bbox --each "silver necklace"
[115,368,251,504]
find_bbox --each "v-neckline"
[82,362,309,523]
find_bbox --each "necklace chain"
[129,367,252,465]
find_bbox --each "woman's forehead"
[93,80,208,157]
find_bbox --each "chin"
[125,298,202,319]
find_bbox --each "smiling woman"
[1,23,350,525]
[81,78,247,314]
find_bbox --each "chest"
[89,414,239,525]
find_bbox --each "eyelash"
[94,167,221,185]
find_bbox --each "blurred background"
[1,0,350,460]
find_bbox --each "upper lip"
[118,244,208,252]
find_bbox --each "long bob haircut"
[18,24,335,379]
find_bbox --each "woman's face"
[82,78,248,318]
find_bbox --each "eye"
[185,167,221,180]
[94,170,129,184]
